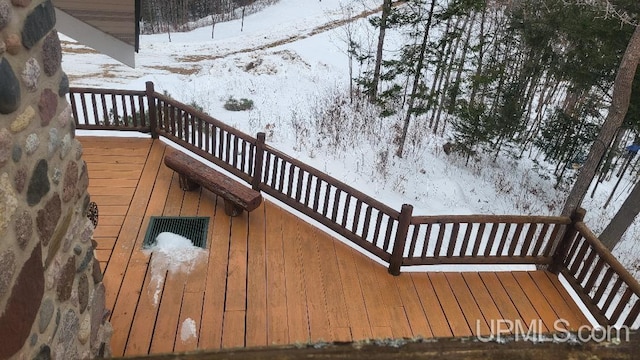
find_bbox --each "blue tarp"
[626,144,640,153]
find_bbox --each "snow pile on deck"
[147,232,207,306]
[180,318,198,343]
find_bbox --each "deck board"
[80,136,593,356]
[246,203,268,347]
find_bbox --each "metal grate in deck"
[143,216,209,249]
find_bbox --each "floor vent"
[143,216,209,249]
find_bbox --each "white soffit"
[55,8,136,68]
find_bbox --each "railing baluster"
[295,168,304,202]
[111,94,119,126]
[129,94,137,127]
[434,224,445,258]
[217,128,224,159]
[382,216,394,252]
[373,211,383,248]
[232,135,239,169]
[528,223,547,256]
[226,132,232,164]
[593,267,614,304]
[362,206,372,241]
[91,93,99,126]
[446,223,460,257]
[331,189,341,222]
[601,278,624,317]
[285,164,295,197]
[408,225,420,259]
[278,158,286,193]
[584,258,605,294]
[322,183,331,217]
[421,223,433,259]
[351,200,362,233]
[341,195,351,228]
[610,288,633,324]
[100,93,108,126]
[496,223,512,256]
[263,152,272,186]
[484,223,499,257]
[569,238,590,275]
[623,300,640,327]
[472,223,485,257]
[240,140,247,174]
[507,223,524,257]
[460,223,473,257]
[312,178,321,212]
[576,249,598,284]
[80,92,90,125]
[69,92,79,126]
[121,94,129,126]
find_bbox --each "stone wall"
[0,0,111,358]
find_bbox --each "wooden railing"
[69,87,151,133]
[69,82,640,328]
[152,90,256,184]
[257,143,401,262]
[402,215,570,266]
[551,209,640,328]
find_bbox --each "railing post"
[146,81,159,139]
[550,207,586,274]
[252,132,266,191]
[388,204,413,276]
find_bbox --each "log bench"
[164,150,262,217]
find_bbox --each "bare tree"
[561,24,640,217]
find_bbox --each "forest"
[138,0,640,251]
[346,0,640,250]
[139,0,278,33]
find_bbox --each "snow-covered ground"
[61,0,638,282]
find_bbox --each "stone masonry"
[0,0,112,359]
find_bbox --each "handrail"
[152,91,256,183]
[259,143,400,263]
[404,215,570,266]
[67,83,640,329]
[560,221,640,327]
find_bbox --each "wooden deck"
[81,136,592,357]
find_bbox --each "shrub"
[224,97,254,111]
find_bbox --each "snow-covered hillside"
[61,0,638,278]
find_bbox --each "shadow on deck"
[81,136,591,357]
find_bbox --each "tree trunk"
[396,0,436,158]
[561,25,640,217]
[599,174,640,250]
[370,0,393,102]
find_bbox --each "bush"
[223,97,254,111]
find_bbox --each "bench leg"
[224,200,243,217]
[179,174,200,191]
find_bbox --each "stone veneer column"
[0,0,111,358]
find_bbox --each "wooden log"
[164,150,262,216]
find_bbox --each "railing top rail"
[574,222,640,298]
[153,91,256,144]
[70,87,146,96]
[411,214,571,225]
[263,144,401,219]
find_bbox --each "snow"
[60,0,638,325]
[146,232,207,306]
[180,318,198,342]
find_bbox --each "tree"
[561,23,640,217]
[396,0,437,157]
[369,0,393,102]
[599,174,640,250]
